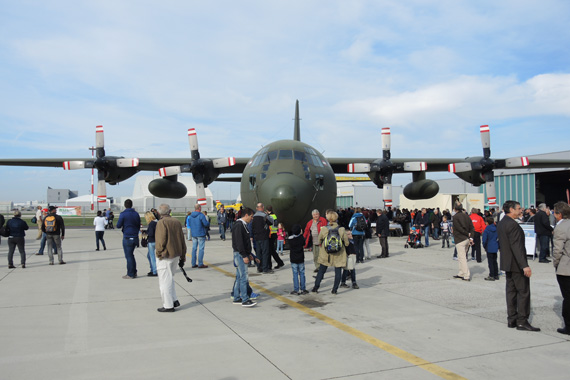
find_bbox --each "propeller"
[348,128,427,207]
[447,125,529,206]
[63,125,140,202]
[158,128,236,206]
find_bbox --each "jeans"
[277,240,284,254]
[191,236,206,266]
[441,232,450,247]
[471,232,481,261]
[342,268,356,284]
[219,224,226,240]
[95,231,106,250]
[233,252,249,302]
[147,242,157,274]
[538,234,550,261]
[8,237,26,266]
[256,239,271,272]
[353,235,365,261]
[291,263,306,292]
[433,227,440,240]
[423,226,430,246]
[122,237,138,277]
[314,264,342,292]
[187,228,191,241]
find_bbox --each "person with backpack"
[348,207,367,263]
[41,206,66,265]
[6,210,29,268]
[312,210,350,295]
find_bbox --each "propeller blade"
[116,158,140,168]
[188,128,200,160]
[486,181,496,206]
[96,125,104,148]
[381,128,391,151]
[158,166,182,177]
[212,157,236,168]
[504,156,529,168]
[196,182,207,206]
[97,180,107,203]
[480,125,491,159]
[403,162,427,171]
[383,185,392,207]
[347,163,371,173]
[448,162,473,173]
[63,161,86,170]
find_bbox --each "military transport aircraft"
[1,100,569,229]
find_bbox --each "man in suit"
[497,200,540,331]
[376,209,390,258]
[552,201,570,335]
[534,203,553,263]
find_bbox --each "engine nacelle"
[148,176,187,199]
[452,171,486,187]
[403,179,440,200]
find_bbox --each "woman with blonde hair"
[145,211,158,277]
[311,210,349,294]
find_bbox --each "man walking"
[266,205,284,269]
[217,204,227,241]
[452,205,474,281]
[116,199,140,279]
[154,204,186,312]
[534,203,553,263]
[232,207,257,307]
[498,200,540,331]
[552,201,570,335]
[470,208,485,262]
[42,206,66,265]
[303,209,327,273]
[188,204,210,268]
[376,209,390,258]
[252,203,275,274]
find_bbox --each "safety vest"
[269,213,278,235]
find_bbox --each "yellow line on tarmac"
[206,262,467,380]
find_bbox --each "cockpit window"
[278,149,293,159]
[267,150,278,162]
[294,150,307,162]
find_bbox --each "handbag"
[141,233,148,247]
[345,254,356,270]
[31,216,37,224]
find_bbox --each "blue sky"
[1,0,569,203]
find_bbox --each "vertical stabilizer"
[294,100,301,141]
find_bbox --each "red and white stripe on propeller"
[196,182,207,206]
[347,163,371,173]
[383,184,393,207]
[486,181,497,206]
[212,157,236,168]
[96,125,104,148]
[505,157,530,168]
[448,162,473,173]
[158,166,182,177]
[188,128,200,159]
[480,124,490,149]
[97,180,107,203]
[381,128,391,150]
[403,162,427,171]
[116,158,140,167]
[63,161,86,170]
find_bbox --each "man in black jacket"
[252,203,275,274]
[534,203,553,263]
[232,207,256,307]
[498,200,540,332]
[41,206,66,265]
[376,209,390,258]
[6,210,29,268]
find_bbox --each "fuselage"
[240,139,337,230]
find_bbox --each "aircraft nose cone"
[260,174,312,226]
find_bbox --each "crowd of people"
[2,198,570,336]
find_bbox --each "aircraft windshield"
[249,148,320,168]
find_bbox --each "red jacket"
[470,213,485,234]
[303,217,327,247]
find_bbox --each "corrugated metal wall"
[482,173,536,208]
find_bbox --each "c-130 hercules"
[1,100,568,229]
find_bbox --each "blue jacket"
[116,208,141,238]
[189,211,210,237]
[348,213,365,236]
[482,224,499,253]
[6,217,29,237]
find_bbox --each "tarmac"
[1,227,569,380]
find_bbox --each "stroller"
[404,227,424,249]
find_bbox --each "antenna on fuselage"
[293,99,301,142]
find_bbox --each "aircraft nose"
[261,174,312,217]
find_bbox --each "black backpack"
[355,216,367,232]
[323,227,343,254]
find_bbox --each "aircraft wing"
[326,158,463,174]
[0,157,251,174]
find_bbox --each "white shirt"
[93,216,108,231]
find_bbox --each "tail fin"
[294,100,301,141]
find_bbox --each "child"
[340,230,359,289]
[277,223,286,255]
[440,216,452,248]
[288,224,308,295]
[203,211,211,241]
[482,216,499,281]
